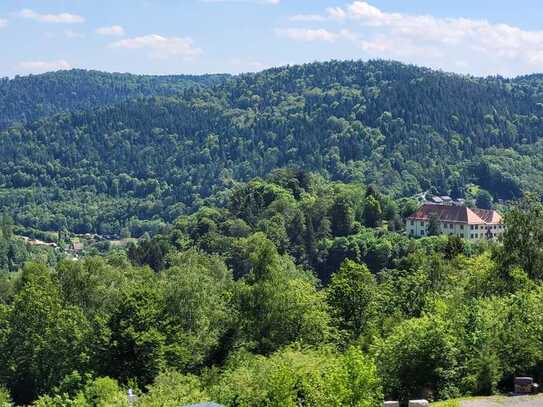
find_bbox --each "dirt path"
[462,395,543,407]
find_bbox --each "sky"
[2,0,543,78]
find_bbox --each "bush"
[211,347,382,407]
[376,316,460,402]
[0,386,12,407]
[139,370,209,407]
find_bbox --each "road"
[462,395,543,406]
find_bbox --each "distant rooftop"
[408,204,502,224]
[428,195,454,204]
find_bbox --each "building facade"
[406,204,504,240]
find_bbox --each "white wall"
[407,220,505,240]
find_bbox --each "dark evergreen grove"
[1,59,543,235]
[0,69,228,129]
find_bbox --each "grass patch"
[431,400,461,407]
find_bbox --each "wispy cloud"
[110,34,203,59]
[96,25,125,37]
[281,1,543,76]
[18,9,84,24]
[0,18,7,28]
[18,60,72,74]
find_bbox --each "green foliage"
[327,260,376,341]
[103,277,167,387]
[34,377,127,407]
[428,214,441,236]
[444,236,465,260]
[211,347,382,407]
[236,234,331,354]
[139,371,209,407]
[1,60,541,235]
[0,159,542,406]
[128,238,170,272]
[0,266,92,405]
[376,316,460,401]
[0,386,12,407]
[362,195,383,228]
[76,377,127,407]
[0,69,227,129]
[494,195,543,280]
[160,251,234,370]
[330,194,355,236]
[475,190,493,210]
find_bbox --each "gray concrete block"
[384,402,399,407]
[409,400,429,407]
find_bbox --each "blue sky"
[2,0,543,77]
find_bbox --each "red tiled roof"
[472,208,502,224]
[407,204,502,225]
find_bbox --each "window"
[470,225,474,230]
[421,230,425,236]
[470,234,474,239]
[460,225,464,230]
[410,220,414,226]
[420,222,425,227]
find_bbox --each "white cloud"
[96,25,125,36]
[282,1,543,76]
[0,18,7,28]
[18,9,84,24]
[110,34,203,59]
[18,60,72,74]
[326,7,347,20]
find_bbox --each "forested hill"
[0,69,229,129]
[2,59,543,234]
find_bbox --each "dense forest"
[1,60,543,235]
[2,60,543,405]
[0,171,542,406]
[0,70,228,129]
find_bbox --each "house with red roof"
[406,204,504,240]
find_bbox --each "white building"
[406,204,504,240]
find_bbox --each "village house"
[406,203,504,240]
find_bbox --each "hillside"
[0,69,228,129]
[2,60,543,234]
